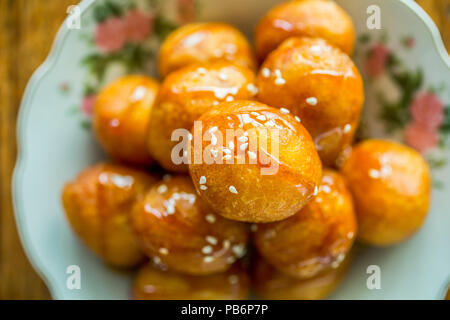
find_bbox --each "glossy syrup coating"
[131,175,250,275]
[188,100,322,223]
[254,0,355,61]
[254,169,356,279]
[133,262,250,300]
[147,62,257,172]
[158,22,256,77]
[93,75,159,166]
[256,37,364,166]
[340,139,431,246]
[253,255,350,300]
[61,163,158,268]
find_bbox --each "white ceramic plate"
[14,0,450,299]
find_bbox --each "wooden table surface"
[0,0,448,300]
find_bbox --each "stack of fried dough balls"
[62,0,431,300]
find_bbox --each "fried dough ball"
[131,175,250,275]
[340,139,431,246]
[159,22,256,77]
[133,262,250,300]
[93,75,159,166]
[254,0,355,61]
[253,255,350,300]
[62,163,158,268]
[147,62,257,172]
[256,37,364,166]
[188,100,322,223]
[254,169,356,279]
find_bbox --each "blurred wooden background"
[0,0,448,300]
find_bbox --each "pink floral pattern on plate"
[357,32,450,171]
[61,0,198,129]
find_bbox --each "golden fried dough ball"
[256,37,364,166]
[159,22,256,77]
[131,175,250,275]
[254,169,356,279]
[253,255,350,300]
[254,0,355,61]
[133,262,250,300]
[93,75,159,166]
[147,62,257,172]
[62,163,158,267]
[340,139,431,246]
[188,100,322,223]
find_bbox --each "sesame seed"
[295,116,301,122]
[206,236,218,245]
[343,124,352,133]
[223,240,231,249]
[157,184,168,194]
[172,193,181,200]
[247,151,257,159]
[265,119,276,127]
[310,45,322,54]
[232,244,246,258]
[166,203,175,214]
[256,115,267,121]
[215,90,227,99]
[205,214,216,223]
[280,108,290,114]
[202,245,213,254]
[240,143,248,151]
[226,96,234,102]
[211,134,217,145]
[210,149,218,157]
[219,73,228,81]
[153,256,161,264]
[313,186,319,196]
[229,186,238,194]
[200,185,208,190]
[261,68,270,78]
[228,275,239,285]
[275,78,286,85]
[238,136,248,143]
[197,67,207,74]
[274,69,282,78]
[369,169,380,179]
[322,185,331,193]
[109,119,120,127]
[247,83,258,95]
[347,232,354,239]
[159,248,169,255]
[223,148,231,154]
[226,256,236,264]
[209,126,218,133]
[223,154,232,160]
[213,101,219,105]
[199,176,206,184]
[203,256,214,263]
[306,97,318,105]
